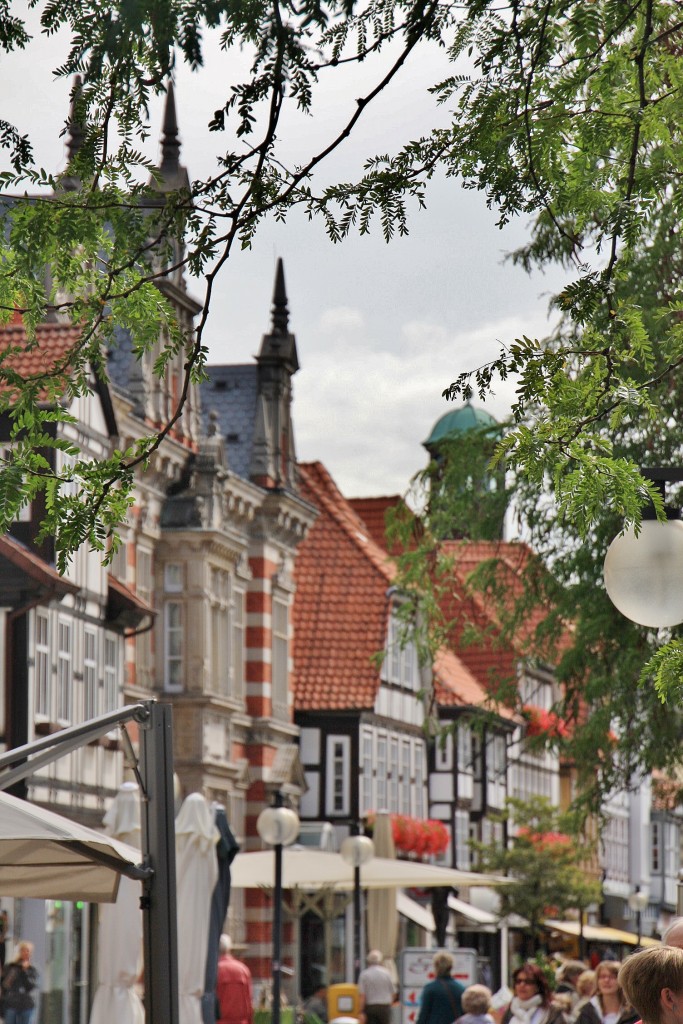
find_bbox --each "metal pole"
[354,864,361,982]
[273,839,283,1024]
[139,701,179,1024]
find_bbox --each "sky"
[1,6,568,500]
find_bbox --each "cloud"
[295,309,556,498]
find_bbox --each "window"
[104,635,119,712]
[386,611,418,690]
[164,601,183,690]
[35,611,50,718]
[84,629,98,721]
[136,549,154,688]
[414,742,426,819]
[665,822,679,879]
[57,619,72,722]
[164,563,184,593]
[110,538,128,581]
[389,737,399,813]
[651,821,660,873]
[454,810,471,869]
[232,586,245,700]
[209,568,230,696]
[457,724,473,775]
[361,728,374,815]
[326,735,350,816]
[272,597,289,718]
[376,733,388,810]
[400,739,412,815]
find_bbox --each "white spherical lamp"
[340,834,375,867]
[256,805,300,847]
[604,519,683,628]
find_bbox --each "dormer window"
[385,610,418,690]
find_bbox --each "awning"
[397,891,435,932]
[0,788,147,903]
[230,848,506,891]
[449,894,498,927]
[544,920,660,948]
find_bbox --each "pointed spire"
[270,258,289,336]
[160,80,180,176]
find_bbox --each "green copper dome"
[423,401,499,449]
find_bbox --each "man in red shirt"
[216,935,253,1024]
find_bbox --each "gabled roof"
[348,495,405,554]
[294,462,393,710]
[294,462,508,718]
[0,321,118,435]
[442,539,569,671]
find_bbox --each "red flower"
[518,826,572,851]
[523,704,569,739]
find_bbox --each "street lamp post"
[257,795,300,1024]
[340,831,375,981]
[627,888,649,948]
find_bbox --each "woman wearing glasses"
[501,964,567,1024]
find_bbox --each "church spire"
[66,75,85,164]
[153,79,190,194]
[270,258,290,336]
[160,80,180,177]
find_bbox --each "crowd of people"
[408,915,683,1024]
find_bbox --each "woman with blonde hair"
[575,961,638,1024]
[416,952,465,1024]
[1,940,38,1024]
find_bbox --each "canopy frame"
[0,700,179,1024]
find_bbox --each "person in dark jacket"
[500,964,566,1024]
[416,953,465,1024]
[1,940,38,1024]
[575,961,638,1024]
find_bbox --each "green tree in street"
[2,0,683,591]
[471,797,602,957]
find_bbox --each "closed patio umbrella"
[366,812,398,983]
[89,782,144,1024]
[176,793,220,1024]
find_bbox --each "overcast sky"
[1,8,568,499]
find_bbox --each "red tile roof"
[0,321,82,400]
[294,463,394,710]
[294,463,509,718]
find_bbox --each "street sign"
[399,948,477,1024]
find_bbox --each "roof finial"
[271,258,289,335]
[160,79,180,175]
[66,75,85,165]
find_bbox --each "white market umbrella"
[366,813,398,982]
[230,848,503,891]
[176,793,220,1024]
[0,788,145,902]
[89,782,144,1024]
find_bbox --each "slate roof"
[200,365,258,481]
[294,461,506,717]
